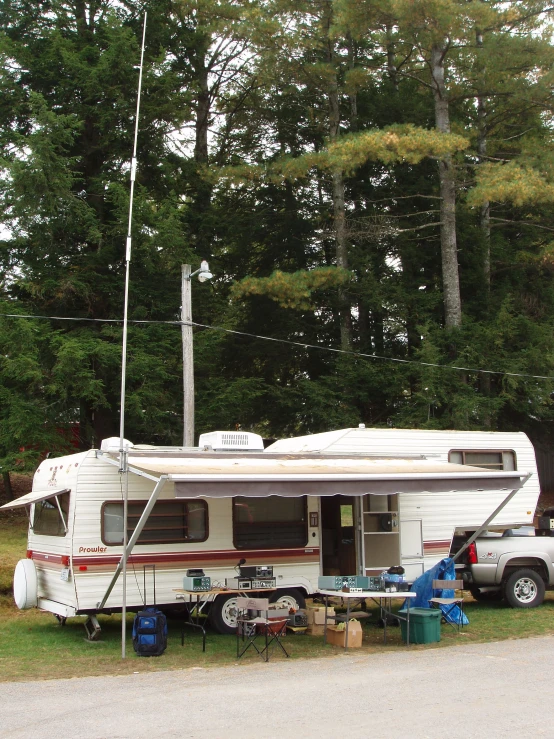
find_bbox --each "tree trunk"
[476,29,491,291]
[347,33,358,133]
[386,23,398,89]
[325,2,352,350]
[431,45,462,329]
[194,51,210,166]
[475,29,492,427]
[371,310,385,355]
[2,472,14,502]
[358,299,372,352]
[192,36,213,258]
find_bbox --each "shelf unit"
[361,494,401,572]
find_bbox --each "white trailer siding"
[268,427,540,574]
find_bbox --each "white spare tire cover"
[13,559,38,609]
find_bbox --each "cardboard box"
[306,623,325,637]
[326,622,363,648]
[306,605,335,625]
[267,606,289,618]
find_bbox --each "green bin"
[399,607,441,644]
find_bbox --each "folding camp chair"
[429,579,465,632]
[236,597,289,662]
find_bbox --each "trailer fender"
[275,575,314,594]
[13,559,38,609]
[495,552,553,584]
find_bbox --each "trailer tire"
[269,588,306,611]
[208,593,240,634]
[504,569,545,608]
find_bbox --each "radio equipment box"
[368,576,383,591]
[225,577,253,590]
[182,575,211,591]
[239,565,274,578]
[251,578,276,589]
[318,575,370,591]
[288,611,308,627]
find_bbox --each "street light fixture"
[189,260,213,283]
[181,261,213,447]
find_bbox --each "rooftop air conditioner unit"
[100,437,134,454]
[198,431,264,451]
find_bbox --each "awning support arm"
[453,473,532,562]
[96,453,161,483]
[97,476,168,609]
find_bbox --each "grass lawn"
[3,514,554,683]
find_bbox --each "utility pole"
[181,264,194,447]
[181,261,213,447]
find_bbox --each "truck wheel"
[468,586,503,602]
[269,588,306,611]
[208,593,240,634]
[504,569,545,608]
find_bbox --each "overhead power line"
[1,311,553,382]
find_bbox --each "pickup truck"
[456,526,554,608]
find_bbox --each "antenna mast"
[120,11,147,660]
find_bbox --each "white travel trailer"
[2,428,534,635]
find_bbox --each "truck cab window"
[33,492,70,537]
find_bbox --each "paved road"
[2,636,552,738]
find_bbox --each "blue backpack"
[132,607,168,657]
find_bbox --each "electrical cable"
[1,311,553,381]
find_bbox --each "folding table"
[319,590,417,648]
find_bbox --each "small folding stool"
[236,597,289,662]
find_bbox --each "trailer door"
[320,495,357,575]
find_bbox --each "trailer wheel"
[269,588,306,612]
[504,569,545,608]
[208,593,240,634]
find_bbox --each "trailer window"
[101,500,208,545]
[33,492,70,537]
[449,450,516,470]
[233,496,307,550]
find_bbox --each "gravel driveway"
[2,635,551,739]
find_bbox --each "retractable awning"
[125,455,526,498]
[0,488,70,510]
[98,452,529,616]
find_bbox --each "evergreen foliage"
[1,0,554,459]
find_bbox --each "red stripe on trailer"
[423,540,451,553]
[28,547,320,568]
[29,552,66,565]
